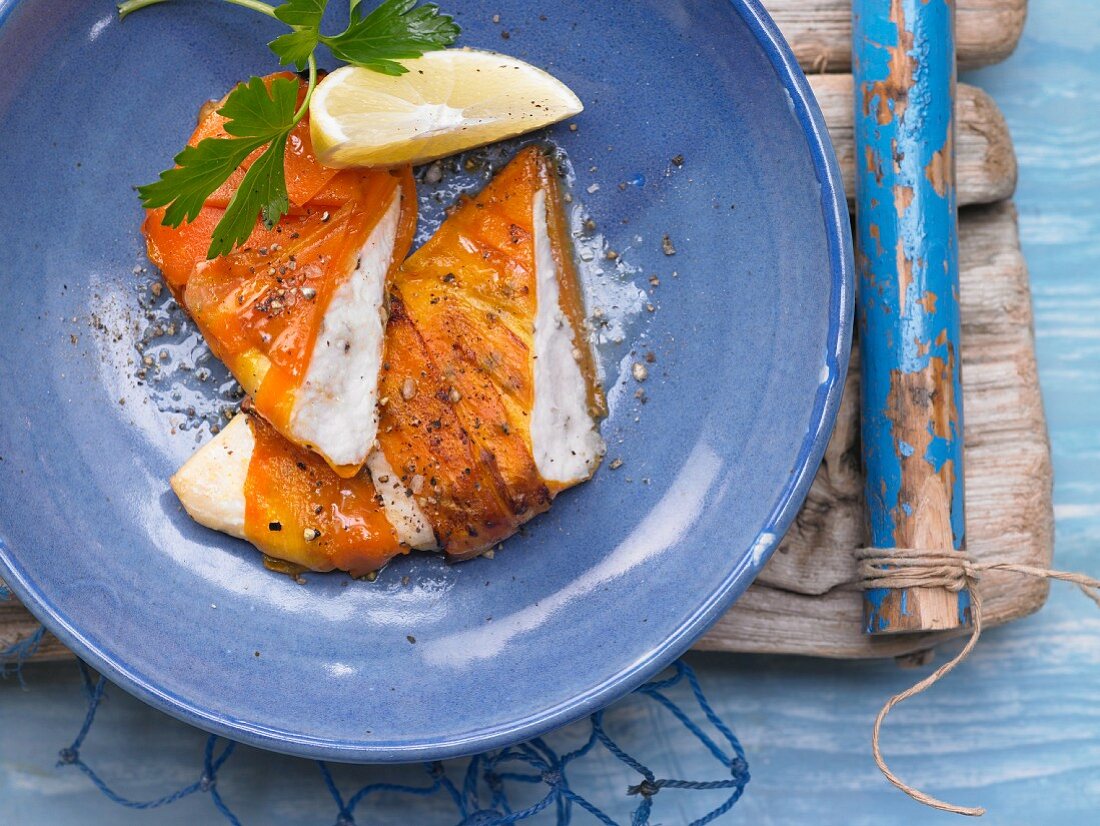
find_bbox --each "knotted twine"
[854,547,1100,817]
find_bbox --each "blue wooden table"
[3,1,1099,822]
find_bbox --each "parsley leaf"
[138,75,301,257]
[322,0,459,75]
[138,136,265,227]
[270,28,320,69]
[272,0,326,28]
[269,0,326,68]
[211,132,291,257]
[218,75,300,137]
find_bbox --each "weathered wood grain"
[810,75,1017,208]
[699,201,1054,657]
[766,0,1027,72]
[0,601,65,660]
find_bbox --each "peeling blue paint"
[854,0,969,631]
[925,433,952,470]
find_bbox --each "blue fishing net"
[0,605,749,825]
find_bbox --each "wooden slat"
[0,600,65,661]
[766,0,1027,72]
[811,76,1017,222]
[699,202,1054,658]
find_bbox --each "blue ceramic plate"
[0,0,851,761]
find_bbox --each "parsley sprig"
[119,0,459,258]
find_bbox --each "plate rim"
[0,0,854,762]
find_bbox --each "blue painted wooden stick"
[853,0,970,634]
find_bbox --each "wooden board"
[0,598,66,660]
[809,76,1017,208]
[767,0,1027,72]
[699,201,1053,657]
[0,80,1039,663]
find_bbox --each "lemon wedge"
[310,49,583,168]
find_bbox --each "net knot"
[334,815,354,826]
[58,747,78,765]
[199,774,215,792]
[483,770,503,793]
[540,769,562,787]
[729,757,750,781]
[627,778,661,798]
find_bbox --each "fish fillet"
[173,145,604,573]
[143,74,417,475]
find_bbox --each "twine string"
[855,547,1100,817]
